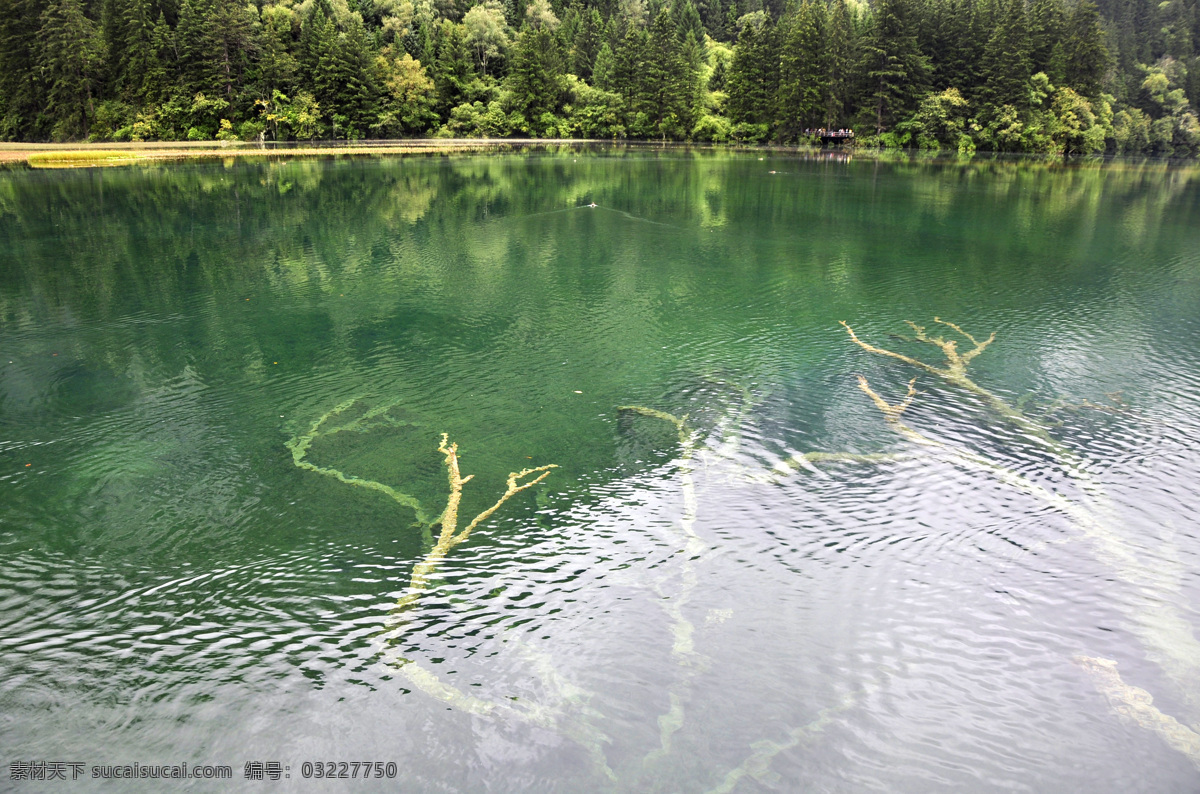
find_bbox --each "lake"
[2,149,1199,791]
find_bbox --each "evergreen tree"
[330,17,380,135]
[824,0,854,127]
[610,22,647,113]
[696,0,724,40]
[146,13,174,105]
[1060,0,1110,97]
[777,0,828,138]
[0,0,1192,150]
[177,0,217,96]
[862,0,929,132]
[726,15,780,127]
[299,0,339,119]
[1028,0,1065,76]
[176,0,258,104]
[638,7,695,136]
[432,19,474,115]
[208,0,259,104]
[925,0,970,90]
[0,0,48,139]
[38,0,106,139]
[100,0,126,90]
[708,53,727,90]
[116,0,168,105]
[254,4,298,101]
[671,0,704,43]
[507,23,566,133]
[593,41,618,89]
[976,0,1031,109]
[571,8,604,78]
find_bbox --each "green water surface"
[2,149,1200,792]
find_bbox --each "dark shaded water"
[2,150,1199,791]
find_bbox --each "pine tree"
[254,4,298,101]
[726,16,781,127]
[671,0,705,43]
[207,0,259,104]
[593,41,618,89]
[709,54,727,90]
[177,0,217,96]
[116,0,163,105]
[507,24,566,133]
[0,0,1190,147]
[432,19,474,116]
[38,0,105,140]
[299,0,334,76]
[300,0,341,126]
[925,0,969,90]
[1028,0,1065,76]
[862,0,930,132]
[976,0,1032,109]
[957,0,992,97]
[0,0,47,139]
[696,0,724,40]
[610,23,647,112]
[777,0,829,138]
[638,7,695,136]
[1060,0,1109,97]
[330,17,379,136]
[824,0,854,127]
[100,0,125,90]
[571,8,604,78]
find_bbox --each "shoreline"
[0,139,1194,169]
[0,139,603,167]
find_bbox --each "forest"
[1,0,1198,154]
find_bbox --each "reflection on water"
[2,151,1200,791]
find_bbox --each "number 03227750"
[300,761,397,779]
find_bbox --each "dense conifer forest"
[1,0,1198,153]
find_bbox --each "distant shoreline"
[0,140,1194,169]
[0,139,606,168]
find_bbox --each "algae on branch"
[285,397,433,526]
[386,433,555,620]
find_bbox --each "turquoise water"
[2,150,1200,791]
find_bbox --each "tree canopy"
[1,0,1197,155]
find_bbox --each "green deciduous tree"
[463,0,509,76]
[374,48,439,134]
[899,85,969,148]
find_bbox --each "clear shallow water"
[1,150,1199,791]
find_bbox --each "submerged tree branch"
[1075,655,1200,771]
[285,397,432,525]
[388,434,555,618]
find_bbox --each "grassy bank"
[0,139,594,168]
